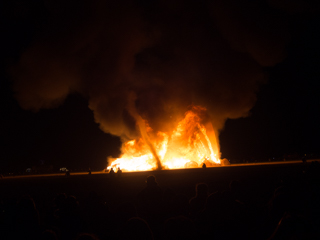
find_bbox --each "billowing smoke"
[10,1,289,153]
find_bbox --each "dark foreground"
[1,161,319,240]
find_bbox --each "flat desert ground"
[0,160,313,210]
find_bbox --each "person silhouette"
[117,167,122,177]
[109,168,115,178]
[189,183,208,217]
[137,175,163,218]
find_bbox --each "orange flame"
[108,106,220,171]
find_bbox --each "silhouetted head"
[116,202,137,224]
[206,191,221,210]
[17,195,39,225]
[269,213,314,240]
[163,188,176,203]
[76,233,100,240]
[18,195,37,211]
[165,216,196,240]
[120,217,154,240]
[269,193,293,222]
[229,180,241,192]
[41,230,58,240]
[54,193,67,208]
[274,185,290,197]
[59,195,79,214]
[196,183,208,197]
[172,194,190,216]
[146,175,157,186]
[306,161,320,180]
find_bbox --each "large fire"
[107,106,221,171]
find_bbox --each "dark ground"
[0,163,307,205]
[1,162,319,240]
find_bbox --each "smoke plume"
[10,0,289,152]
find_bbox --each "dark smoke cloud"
[10,0,289,141]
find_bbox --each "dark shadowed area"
[0,162,319,239]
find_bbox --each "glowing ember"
[108,106,220,171]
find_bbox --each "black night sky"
[220,14,320,160]
[1,0,320,172]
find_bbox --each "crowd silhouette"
[0,162,319,240]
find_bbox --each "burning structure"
[9,1,288,171]
[108,105,220,171]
